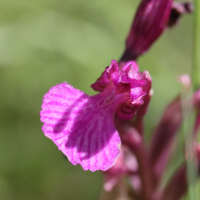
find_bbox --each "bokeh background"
[0,0,193,199]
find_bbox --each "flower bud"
[120,0,172,61]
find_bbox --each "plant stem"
[184,1,200,199]
[193,0,200,90]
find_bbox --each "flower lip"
[40,82,128,171]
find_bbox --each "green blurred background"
[0,0,193,199]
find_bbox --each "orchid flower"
[40,60,150,171]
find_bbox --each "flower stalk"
[193,0,200,90]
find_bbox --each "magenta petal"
[122,61,139,72]
[91,60,120,92]
[90,71,110,92]
[40,82,121,171]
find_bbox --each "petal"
[116,101,133,120]
[90,71,109,92]
[134,71,152,118]
[91,60,119,92]
[130,87,145,101]
[40,82,122,171]
[91,60,150,121]
[122,61,139,71]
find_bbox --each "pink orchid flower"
[40,60,150,171]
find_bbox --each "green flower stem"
[184,2,200,199]
[193,0,200,90]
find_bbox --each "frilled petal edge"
[40,82,121,171]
